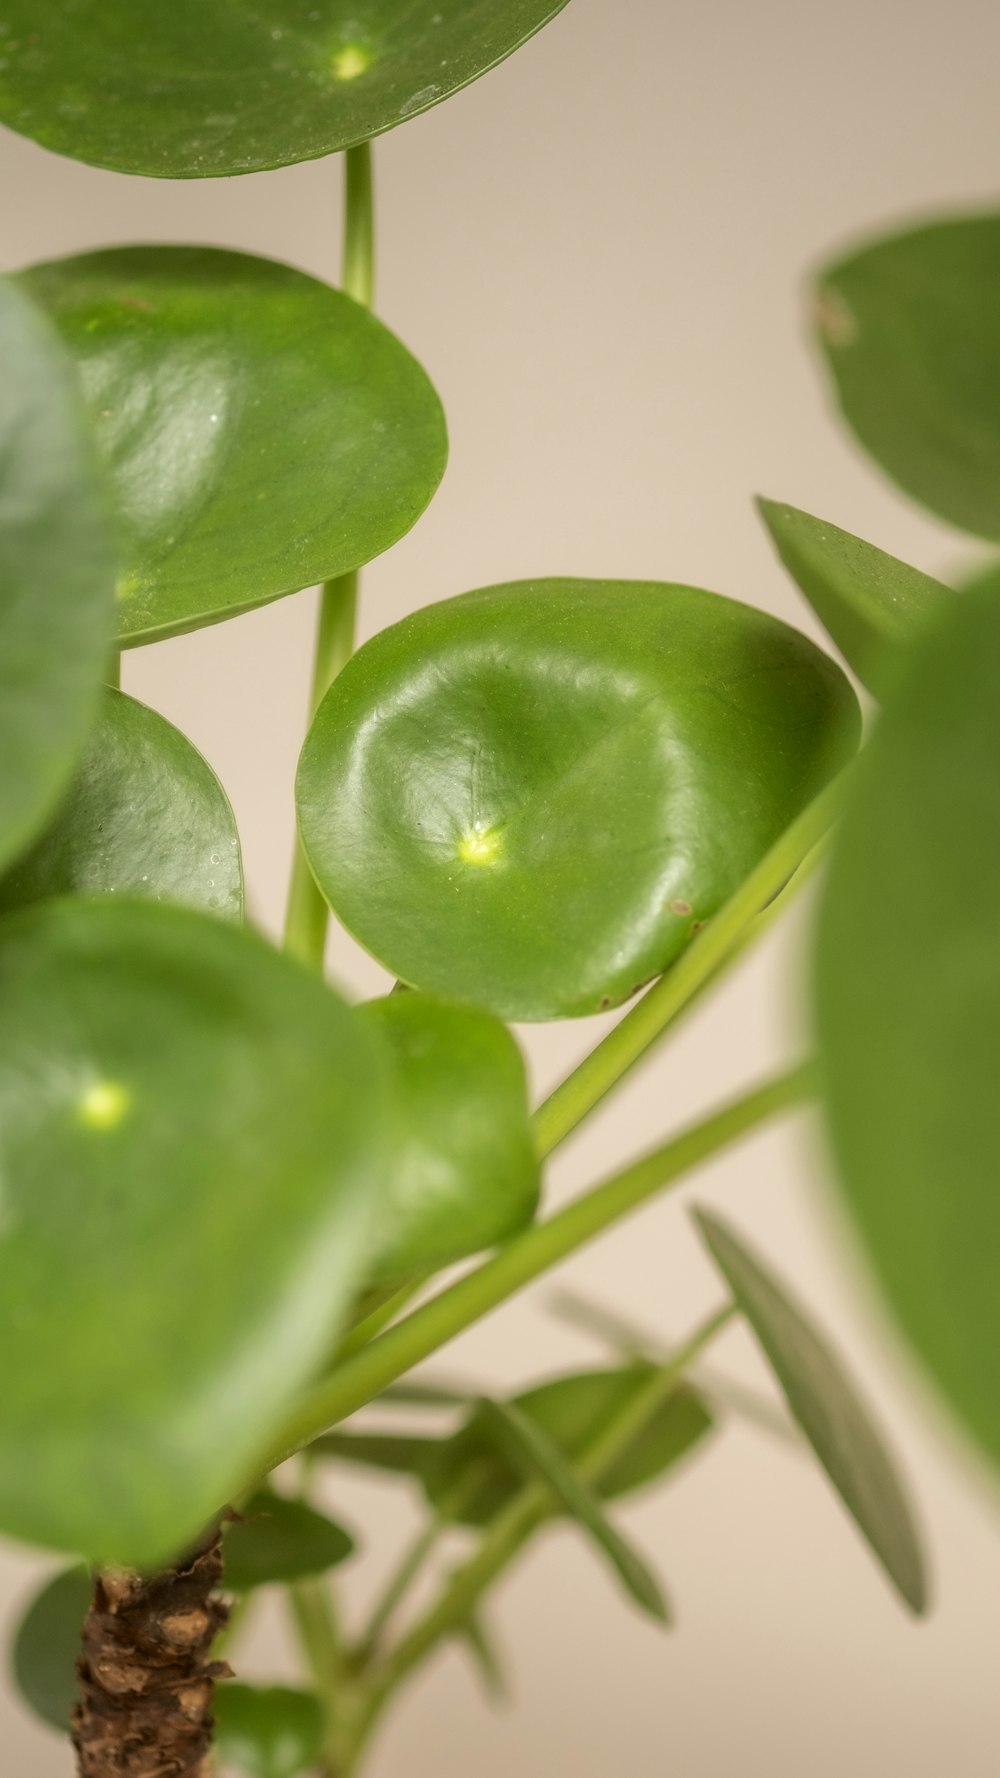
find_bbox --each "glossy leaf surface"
[817,576,1000,1481]
[757,499,946,696]
[815,213,1000,539]
[215,1685,324,1778]
[0,899,392,1566]
[17,247,446,647]
[424,1366,714,1526]
[0,2,573,178]
[11,1567,90,1732]
[0,688,242,920]
[224,1491,355,1591]
[0,280,115,872]
[358,993,538,1285]
[695,1211,927,1613]
[298,578,859,1020]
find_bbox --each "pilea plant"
[1,6,998,1777]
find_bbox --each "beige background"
[2,0,1000,1771]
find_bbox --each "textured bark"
[72,1532,231,1777]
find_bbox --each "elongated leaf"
[0,899,393,1566]
[17,247,446,647]
[0,3,573,179]
[223,1491,355,1591]
[481,1398,670,1624]
[0,279,115,873]
[11,1567,90,1733]
[817,574,1000,1481]
[0,687,242,920]
[215,1685,324,1778]
[757,499,946,696]
[297,578,859,1021]
[310,1431,442,1477]
[815,213,1000,539]
[694,1210,927,1613]
[359,993,538,1285]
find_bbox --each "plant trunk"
[71,1530,231,1777]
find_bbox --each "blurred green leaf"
[11,1566,90,1733]
[459,1613,509,1704]
[223,1492,355,1591]
[215,1684,324,1778]
[310,1431,442,1477]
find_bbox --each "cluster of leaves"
[0,6,998,1776]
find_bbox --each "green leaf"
[0,687,242,920]
[0,279,115,874]
[11,1566,90,1733]
[0,2,573,179]
[757,498,946,697]
[297,578,859,1021]
[480,1398,670,1624]
[310,1431,443,1476]
[17,246,446,648]
[0,898,393,1567]
[358,993,538,1286]
[815,213,1000,539]
[223,1491,355,1591]
[215,1684,325,1778]
[694,1210,927,1614]
[424,1366,714,1526]
[816,573,1000,1484]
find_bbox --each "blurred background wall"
[2,0,1000,1771]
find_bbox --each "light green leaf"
[0,2,574,178]
[757,498,946,696]
[10,1566,90,1733]
[694,1210,927,1614]
[358,993,538,1286]
[480,1398,670,1625]
[17,246,446,647]
[815,213,1000,539]
[0,898,393,1567]
[215,1684,324,1778]
[0,279,115,873]
[0,687,242,920]
[297,578,859,1021]
[816,574,1000,1483]
[223,1491,355,1591]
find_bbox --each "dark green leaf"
[0,898,393,1567]
[481,1398,670,1624]
[310,1431,442,1477]
[358,993,538,1286]
[0,2,573,178]
[757,498,946,697]
[0,687,242,920]
[215,1684,324,1778]
[223,1491,354,1591]
[11,1566,90,1733]
[17,247,446,647]
[694,1210,927,1613]
[816,574,1000,1483]
[0,279,115,873]
[815,213,1000,539]
[297,578,859,1021]
[424,1366,714,1526]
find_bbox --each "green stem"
[342,143,375,308]
[106,650,121,691]
[356,1520,443,1661]
[260,1061,816,1471]
[532,772,844,1159]
[288,1578,345,1773]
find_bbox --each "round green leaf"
[0,3,573,179]
[223,1490,355,1591]
[215,1685,324,1778]
[424,1366,714,1526]
[0,898,393,1567]
[297,578,860,1021]
[0,279,115,873]
[695,1210,927,1614]
[757,498,946,698]
[11,1566,90,1733]
[16,247,447,648]
[358,992,538,1286]
[815,213,1000,540]
[0,687,242,920]
[817,574,1000,1482]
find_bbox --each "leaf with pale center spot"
[215,1685,325,1778]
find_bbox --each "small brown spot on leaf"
[813,285,857,348]
[670,899,692,917]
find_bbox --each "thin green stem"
[106,651,121,691]
[342,144,375,308]
[356,1520,443,1661]
[531,772,845,1160]
[288,1578,347,1774]
[260,1060,816,1471]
